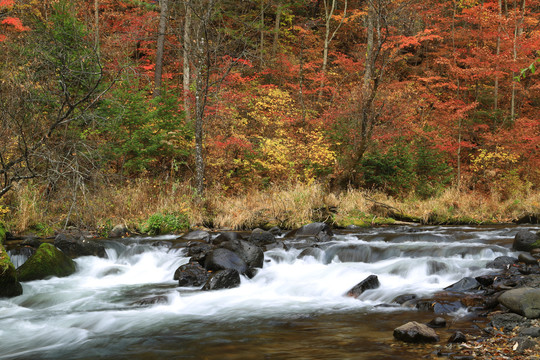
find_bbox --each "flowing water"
[1,225,537,359]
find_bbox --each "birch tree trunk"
[153,0,169,98]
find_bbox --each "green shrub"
[142,212,189,235]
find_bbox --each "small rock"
[510,336,537,353]
[487,256,518,269]
[444,277,481,292]
[131,295,168,306]
[448,331,467,343]
[392,294,417,305]
[427,317,446,328]
[108,224,130,238]
[518,252,538,265]
[346,275,380,298]
[393,321,439,343]
[519,327,540,337]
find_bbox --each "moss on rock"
[0,222,6,245]
[0,244,23,298]
[17,243,76,282]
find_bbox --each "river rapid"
[1,225,538,359]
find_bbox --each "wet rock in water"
[498,287,540,318]
[531,248,540,259]
[346,275,380,298]
[518,252,538,265]
[21,237,43,248]
[131,295,168,306]
[186,241,214,266]
[221,239,264,269]
[475,275,496,287]
[427,260,449,275]
[180,230,211,243]
[288,222,334,242]
[444,277,481,292]
[487,256,519,269]
[427,317,446,328]
[448,331,467,343]
[202,269,241,290]
[174,262,210,287]
[108,224,130,238]
[205,248,248,274]
[460,294,485,308]
[513,230,540,252]
[0,244,23,298]
[54,233,106,258]
[489,313,531,332]
[248,228,276,246]
[268,226,282,236]
[392,294,417,306]
[416,297,464,314]
[212,232,243,245]
[17,243,76,281]
[298,247,324,260]
[393,321,439,343]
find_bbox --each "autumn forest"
[0,0,539,234]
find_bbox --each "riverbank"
[1,181,539,236]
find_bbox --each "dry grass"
[2,180,539,234]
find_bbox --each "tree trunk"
[183,1,192,123]
[494,0,501,111]
[153,0,169,98]
[94,0,99,51]
[271,0,282,58]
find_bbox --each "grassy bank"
[1,181,539,236]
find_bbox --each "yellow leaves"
[470,146,519,173]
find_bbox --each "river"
[1,225,537,359]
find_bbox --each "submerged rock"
[346,275,380,298]
[202,269,241,290]
[393,321,439,343]
[0,244,23,298]
[174,262,209,287]
[131,295,168,306]
[17,243,76,281]
[427,317,447,328]
[448,331,467,343]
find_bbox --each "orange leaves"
[1,17,30,32]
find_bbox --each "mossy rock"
[0,244,23,298]
[17,243,76,282]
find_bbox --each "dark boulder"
[288,222,333,242]
[17,243,76,281]
[248,228,276,246]
[108,224,130,238]
[393,321,439,343]
[392,294,417,305]
[444,277,481,292]
[212,232,243,245]
[0,244,23,298]
[204,248,248,274]
[448,331,467,343]
[174,262,210,287]
[185,241,214,266]
[21,237,42,248]
[475,275,495,287]
[487,255,518,269]
[513,230,540,252]
[346,275,380,298]
[202,269,241,290]
[54,233,106,258]
[180,230,211,243]
[221,239,264,269]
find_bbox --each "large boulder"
[248,228,276,246]
[17,243,76,281]
[212,232,243,245]
[346,275,380,298]
[174,262,210,287]
[288,222,334,242]
[185,241,214,266]
[513,230,540,252]
[393,321,439,343]
[498,287,540,318]
[202,269,241,290]
[54,233,106,258]
[0,244,23,298]
[221,239,264,269]
[204,248,247,274]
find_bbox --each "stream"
[1,225,538,359]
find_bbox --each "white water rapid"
[0,226,534,359]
